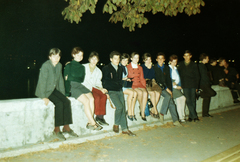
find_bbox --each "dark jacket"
[198,63,211,86]
[102,63,123,91]
[206,64,225,85]
[178,61,200,89]
[35,60,65,98]
[153,63,172,91]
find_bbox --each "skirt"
[70,81,91,99]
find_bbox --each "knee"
[133,91,137,97]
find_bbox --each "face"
[89,56,99,66]
[211,61,217,66]
[110,55,120,66]
[144,57,152,64]
[131,54,139,64]
[219,60,226,67]
[203,56,209,64]
[49,54,60,66]
[121,58,129,66]
[156,55,165,65]
[170,59,178,67]
[73,51,83,62]
[183,53,192,62]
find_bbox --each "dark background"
[0,0,240,99]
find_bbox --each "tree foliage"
[62,0,205,31]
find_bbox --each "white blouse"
[169,65,180,89]
[82,63,103,91]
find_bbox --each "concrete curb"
[1,104,240,159]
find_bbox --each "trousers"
[183,88,198,119]
[160,90,178,122]
[200,85,216,116]
[108,91,128,130]
[92,87,107,115]
[48,89,73,127]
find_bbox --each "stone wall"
[0,85,234,150]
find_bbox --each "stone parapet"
[0,85,234,150]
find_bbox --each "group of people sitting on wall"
[35,47,240,140]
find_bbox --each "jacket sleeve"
[35,63,49,98]
[58,64,65,95]
[64,64,71,97]
[194,63,200,88]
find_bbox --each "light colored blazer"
[82,63,103,91]
[35,60,65,98]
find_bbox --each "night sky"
[0,0,240,99]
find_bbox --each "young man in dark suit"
[198,53,216,117]
[153,52,182,126]
[102,51,136,136]
[178,50,200,122]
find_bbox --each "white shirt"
[169,65,180,89]
[82,63,103,91]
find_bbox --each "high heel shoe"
[127,115,133,121]
[140,112,147,121]
[133,115,137,121]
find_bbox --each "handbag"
[157,82,166,90]
[122,80,133,88]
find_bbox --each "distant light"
[228,60,231,62]
[195,61,197,63]
[232,60,235,62]
[100,63,103,66]
[27,67,30,69]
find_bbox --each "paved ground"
[1,105,240,162]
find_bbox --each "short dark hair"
[110,51,121,59]
[49,48,61,57]
[218,57,226,63]
[184,50,191,55]
[156,52,165,59]
[130,52,139,58]
[88,51,99,61]
[142,53,151,62]
[71,47,83,57]
[169,54,178,61]
[121,53,130,61]
[209,58,217,64]
[199,53,208,61]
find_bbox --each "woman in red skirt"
[127,52,148,121]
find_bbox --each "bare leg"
[77,94,96,125]
[154,91,161,114]
[123,89,134,116]
[131,90,138,115]
[135,88,148,118]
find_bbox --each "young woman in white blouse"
[82,52,109,126]
[169,55,186,123]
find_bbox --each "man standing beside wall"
[178,50,200,122]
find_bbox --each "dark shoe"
[188,118,193,122]
[234,100,240,103]
[194,118,200,122]
[122,130,136,136]
[53,131,66,140]
[140,112,147,121]
[86,123,103,130]
[62,128,78,137]
[127,115,133,121]
[96,117,109,126]
[113,125,119,133]
[203,114,213,117]
[141,116,147,121]
[133,115,137,121]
